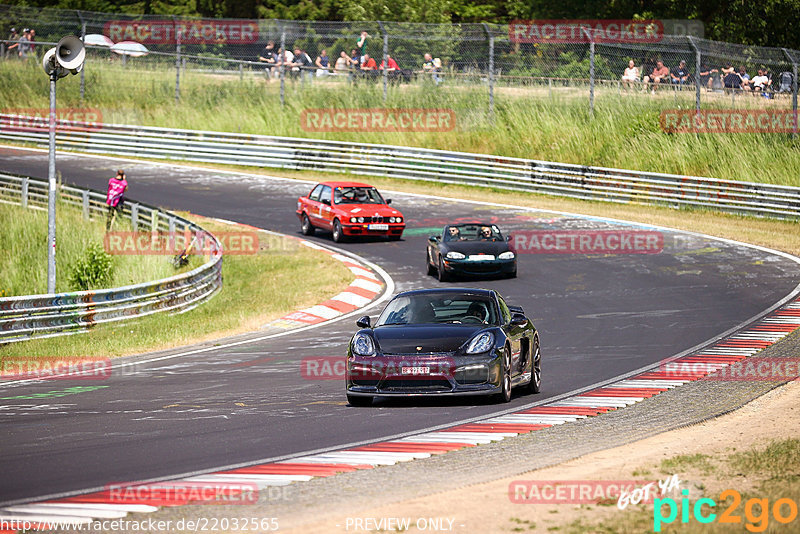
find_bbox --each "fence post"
[582,28,594,116]
[482,23,495,122]
[131,203,139,231]
[688,36,701,113]
[174,17,181,103]
[21,177,28,209]
[280,26,286,107]
[82,190,89,220]
[782,48,798,139]
[77,11,86,101]
[239,62,244,81]
[379,21,388,104]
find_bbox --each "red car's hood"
[338,204,402,216]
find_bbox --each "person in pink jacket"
[106,169,128,230]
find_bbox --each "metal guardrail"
[1,114,800,219]
[0,172,223,343]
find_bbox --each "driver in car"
[479,226,493,240]
[447,226,463,240]
[465,302,487,322]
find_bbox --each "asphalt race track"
[1,146,799,505]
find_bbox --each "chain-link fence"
[1,4,798,123]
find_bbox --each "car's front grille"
[381,379,452,391]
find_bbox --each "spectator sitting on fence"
[379,54,399,72]
[621,59,640,88]
[274,47,294,75]
[737,65,751,90]
[642,59,669,93]
[698,63,719,89]
[751,68,772,95]
[360,53,378,79]
[258,41,277,75]
[106,169,128,231]
[315,49,330,77]
[422,53,442,85]
[722,63,743,90]
[335,50,351,72]
[671,60,691,87]
[6,28,18,58]
[292,48,313,80]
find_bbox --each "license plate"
[468,254,495,261]
[401,366,430,375]
[368,224,389,230]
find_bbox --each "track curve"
[1,145,798,505]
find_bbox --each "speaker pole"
[47,70,58,294]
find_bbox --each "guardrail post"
[78,12,86,101]
[21,177,28,209]
[378,21,388,104]
[482,23,495,122]
[82,190,89,220]
[582,27,594,116]
[131,203,139,231]
[688,36,701,113]
[279,26,286,107]
[151,209,158,231]
[174,17,181,103]
[239,62,244,81]
[782,48,798,139]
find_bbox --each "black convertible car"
[346,288,541,406]
[426,223,517,281]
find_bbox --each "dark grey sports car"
[346,288,541,406]
[426,223,517,281]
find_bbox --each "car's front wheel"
[300,213,315,236]
[347,394,373,407]
[437,255,450,282]
[495,347,512,403]
[527,335,541,394]
[426,250,436,276]
[332,219,345,243]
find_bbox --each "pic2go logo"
[654,489,798,532]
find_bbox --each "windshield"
[333,186,385,204]
[376,292,499,326]
[444,224,503,242]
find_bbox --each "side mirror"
[506,235,511,242]
[356,315,371,328]
[321,198,331,206]
[386,199,392,204]
[510,313,527,326]
[428,236,439,243]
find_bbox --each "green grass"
[0,214,353,358]
[0,199,196,295]
[2,59,800,186]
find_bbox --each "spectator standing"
[28,28,35,52]
[356,31,369,57]
[258,41,277,77]
[642,59,669,92]
[621,59,640,88]
[315,49,330,77]
[6,28,18,58]
[17,28,31,59]
[106,170,128,230]
[671,60,691,87]
[422,53,442,85]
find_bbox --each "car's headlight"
[396,217,402,223]
[446,251,466,260]
[358,217,365,223]
[352,333,376,356]
[465,332,495,354]
[498,251,515,260]
[349,217,357,223]
[388,217,396,223]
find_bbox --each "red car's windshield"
[334,186,385,205]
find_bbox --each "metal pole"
[482,23,494,122]
[174,17,181,102]
[582,28,594,115]
[280,28,286,107]
[688,36,701,113]
[379,21,388,104]
[78,12,86,101]
[47,73,57,294]
[783,48,798,139]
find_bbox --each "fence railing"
[2,114,798,220]
[0,171,223,343]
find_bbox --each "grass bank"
[0,213,354,358]
[1,59,799,186]
[0,199,195,296]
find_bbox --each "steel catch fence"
[0,171,223,343]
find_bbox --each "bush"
[68,243,115,291]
